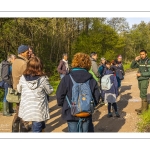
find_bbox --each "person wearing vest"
[57,53,69,79]
[1,54,16,116]
[89,52,100,83]
[12,45,31,132]
[131,49,150,115]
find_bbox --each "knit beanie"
[18,45,29,54]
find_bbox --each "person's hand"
[135,56,140,61]
[136,73,141,77]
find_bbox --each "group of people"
[0,46,149,133]
[0,45,53,132]
[57,52,125,132]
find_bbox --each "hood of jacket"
[69,68,93,83]
[105,68,114,75]
[23,75,46,90]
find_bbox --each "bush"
[0,88,4,111]
[137,107,150,132]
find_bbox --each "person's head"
[90,52,98,60]
[18,45,29,59]
[101,57,106,64]
[29,47,35,58]
[62,53,68,61]
[7,54,16,64]
[111,60,115,65]
[72,53,91,71]
[117,55,122,62]
[139,49,147,60]
[105,60,111,69]
[23,56,45,76]
[112,59,119,66]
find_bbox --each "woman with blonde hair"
[56,52,100,132]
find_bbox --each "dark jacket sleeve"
[57,60,66,74]
[90,78,100,106]
[122,65,125,76]
[1,62,12,86]
[130,60,139,69]
[113,76,119,97]
[56,77,67,106]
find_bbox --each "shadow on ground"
[45,85,133,132]
[94,85,132,132]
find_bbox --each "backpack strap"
[65,74,76,108]
[69,74,76,85]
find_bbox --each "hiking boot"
[107,113,113,118]
[101,100,105,105]
[115,112,120,118]
[135,99,143,113]
[142,100,148,112]
[137,99,148,115]
[3,102,12,116]
[9,103,16,113]
[12,122,19,132]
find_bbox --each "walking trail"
[0,70,150,132]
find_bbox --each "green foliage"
[137,107,150,132]
[123,63,131,71]
[50,80,60,96]
[0,88,4,111]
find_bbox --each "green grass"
[0,88,4,111]
[137,107,150,132]
[123,63,131,71]
[50,80,60,96]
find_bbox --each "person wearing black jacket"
[1,54,16,116]
[56,53,100,132]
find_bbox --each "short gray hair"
[62,53,67,58]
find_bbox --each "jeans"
[88,117,94,132]
[32,121,45,132]
[60,74,65,79]
[116,76,121,88]
[67,118,90,132]
[3,82,8,102]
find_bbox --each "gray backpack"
[101,74,113,90]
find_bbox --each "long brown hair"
[23,56,46,76]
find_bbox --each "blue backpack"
[66,74,94,118]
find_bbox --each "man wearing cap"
[12,45,31,132]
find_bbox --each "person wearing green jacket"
[131,49,150,115]
[89,52,100,83]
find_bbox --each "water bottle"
[90,101,94,113]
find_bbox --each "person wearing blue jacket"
[103,60,120,118]
[98,57,106,104]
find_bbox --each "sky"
[126,18,150,28]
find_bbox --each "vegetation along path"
[0,70,150,132]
